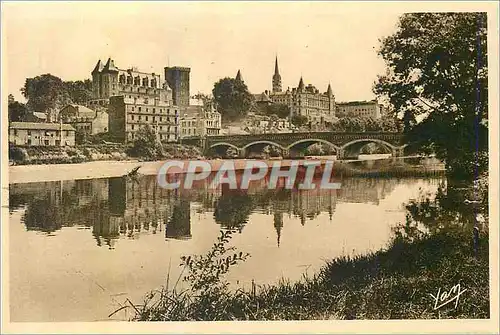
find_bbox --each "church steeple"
[298,76,305,91]
[327,83,333,96]
[272,56,282,93]
[235,69,243,82]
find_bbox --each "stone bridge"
[184,132,406,159]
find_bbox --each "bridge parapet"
[206,132,404,151]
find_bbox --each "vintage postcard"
[1,1,499,334]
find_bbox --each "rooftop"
[10,122,76,131]
[337,100,378,106]
[61,104,97,118]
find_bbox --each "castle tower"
[91,60,104,99]
[100,58,119,98]
[164,66,191,107]
[272,56,282,93]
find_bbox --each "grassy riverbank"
[132,177,488,321]
[133,226,488,321]
[8,143,202,166]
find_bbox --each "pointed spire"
[103,58,118,72]
[235,69,243,82]
[274,55,280,76]
[92,60,103,74]
[327,83,333,96]
[298,76,305,91]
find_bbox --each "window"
[146,108,149,112]
[27,130,32,135]
[65,130,69,136]
[131,115,135,120]
[139,115,142,121]
[153,108,156,113]
[138,107,142,112]
[44,140,50,145]
[132,125,135,130]
[132,107,135,111]
[146,116,149,121]
[13,129,17,136]
[27,139,32,145]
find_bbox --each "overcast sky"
[2,2,419,102]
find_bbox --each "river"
[7,158,443,321]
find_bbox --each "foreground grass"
[133,226,489,321]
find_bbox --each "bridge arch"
[242,140,286,151]
[287,138,341,152]
[209,142,240,151]
[341,138,397,151]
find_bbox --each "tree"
[8,95,28,122]
[21,74,72,112]
[290,114,308,127]
[212,78,254,122]
[261,103,290,119]
[306,143,325,156]
[64,79,93,105]
[334,117,365,132]
[127,125,163,159]
[374,13,488,180]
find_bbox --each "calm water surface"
[9,160,442,321]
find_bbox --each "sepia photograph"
[1,1,499,334]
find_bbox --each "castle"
[87,58,200,143]
[255,57,337,125]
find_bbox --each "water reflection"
[8,171,434,249]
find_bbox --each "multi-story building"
[243,112,292,134]
[108,95,179,143]
[89,58,174,109]
[257,57,337,125]
[9,122,76,146]
[164,67,191,107]
[288,79,336,124]
[336,100,386,119]
[89,58,186,143]
[59,104,108,135]
[179,98,221,138]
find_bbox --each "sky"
[2,2,407,103]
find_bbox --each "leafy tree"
[364,117,380,132]
[212,78,254,122]
[290,114,308,127]
[261,103,290,119]
[64,79,93,105]
[127,125,163,159]
[334,117,365,132]
[374,13,488,180]
[306,143,325,156]
[21,74,72,112]
[8,95,29,122]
